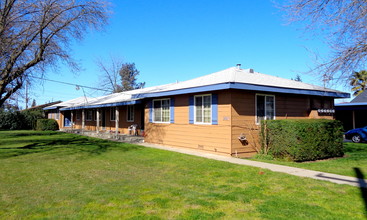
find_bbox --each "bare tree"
[0,0,109,107]
[96,56,124,93]
[97,58,145,93]
[283,0,367,83]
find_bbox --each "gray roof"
[351,90,367,103]
[46,66,350,111]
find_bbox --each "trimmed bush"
[260,119,344,162]
[36,119,59,131]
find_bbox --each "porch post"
[115,107,119,137]
[82,109,85,130]
[352,110,356,129]
[71,111,74,129]
[96,109,100,134]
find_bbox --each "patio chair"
[128,124,138,136]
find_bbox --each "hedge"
[36,119,59,131]
[260,119,344,162]
[0,109,44,130]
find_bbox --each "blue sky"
[28,0,350,107]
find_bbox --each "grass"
[251,142,367,178]
[0,130,366,219]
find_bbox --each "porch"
[61,128,144,144]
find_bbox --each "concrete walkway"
[140,142,367,188]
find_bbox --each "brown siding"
[144,92,232,155]
[229,91,334,157]
[230,90,258,157]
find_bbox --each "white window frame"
[152,98,170,123]
[86,110,93,121]
[127,105,134,122]
[194,94,212,124]
[255,94,276,124]
[110,107,116,121]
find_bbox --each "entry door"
[64,112,72,127]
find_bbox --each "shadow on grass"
[354,168,367,217]
[0,132,144,159]
[0,130,60,138]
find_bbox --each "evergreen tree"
[119,63,145,91]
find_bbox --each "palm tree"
[350,70,367,96]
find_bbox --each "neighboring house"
[44,97,96,128]
[335,90,367,131]
[45,65,349,157]
[23,101,62,112]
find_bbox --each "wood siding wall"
[47,111,63,128]
[230,90,334,157]
[144,92,233,155]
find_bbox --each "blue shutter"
[170,98,175,123]
[148,100,153,123]
[212,94,218,125]
[189,96,194,124]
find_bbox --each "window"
[153,99,170,123]
[76,111,80,120]
[86,110,93,121]
[195,95,211,124]
[93,110,97,121]
[256,94,275,124]
[55,112,59,120]
[110,107,116,121]
[127,105,134,122]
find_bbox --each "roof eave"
[59,99,142,111]
[133,82,350,99]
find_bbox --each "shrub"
[0,109,44,130]
[260,119,344,162]
[22,109,44,129]
[0,110,24,130]
[36,119,59,131]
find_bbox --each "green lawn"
[251,142,367,178]
[0,130,366,219]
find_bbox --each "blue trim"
[211,94,218,125]
[149,100,153,123]
[170,98,175,123]
[131,83,349,99]
[59,100,142,111]
[134,84,229,99]
[335,102,367,106]
[189,96,194,124]
[43,106,59,110]
[230,83,350,98]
